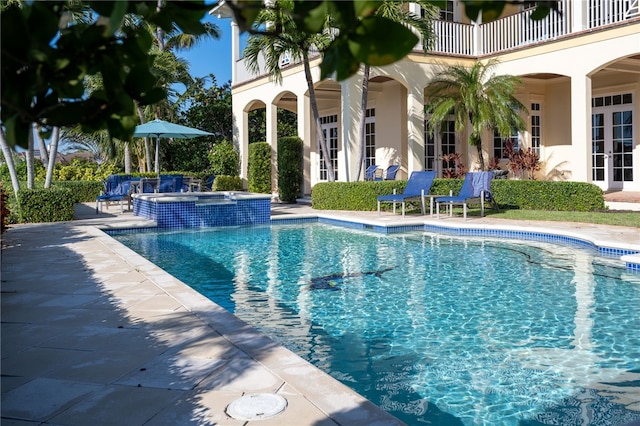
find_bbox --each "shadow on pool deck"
[2,201,640,425]
[1,204,406,425]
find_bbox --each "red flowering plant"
[503,140,540,180]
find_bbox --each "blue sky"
[179,12,235,86]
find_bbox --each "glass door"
[591,93,635,190]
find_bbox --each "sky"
[179,12,236,87]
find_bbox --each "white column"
[407,87,425,174]
[341,75,361,182]
[266,102,278,197]
[231,21,239,84]
[570,73,592,182]
[299,92,313,194]
[236,107,249,188]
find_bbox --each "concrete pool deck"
[2,202,640,425]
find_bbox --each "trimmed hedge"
[248,142,272,193]
[277,136,303,202]
[54,180,104,203]
[312,179,605,212]
[17,187,74,223]
[213,175,243,191]
[490,179,604,211]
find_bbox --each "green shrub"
[17,187,74,223]
[490,179,604,211]
[209,140,239,176]
[313,181,407,211]
[248,142,271,193]
[54,180,104,203]
[277,136,303,202]
[213,175,243,191]
[312,179,605,212]
[1,182,9,233]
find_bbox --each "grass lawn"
[484,208,640,228]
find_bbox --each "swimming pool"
[114,222,640,425]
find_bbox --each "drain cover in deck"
[226,393,287,420]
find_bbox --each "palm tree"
[425,59,527,171]
[243,1,336,181]
[355,1,438,181]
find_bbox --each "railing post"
[572,0,587,31]
[472,19,482,55]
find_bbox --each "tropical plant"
[504,140,541,180]
[441,152,465,178]
[425,60,527,171]
[243,1,337,180]
[355,0,437,181]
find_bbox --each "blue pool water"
[114,223,640,425]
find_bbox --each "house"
[212,0,640,195]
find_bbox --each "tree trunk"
[0,129,21,201]
[355,64,370,181]
[135,103,152,172]
[303,54,335,182]
[26,128,35,189]
[124,142,132,174]
[472,135,485,171]
[44,127,60,188]
[34,124,49,166]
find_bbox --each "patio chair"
[383,164,400,180]
[201,175,215,191]
[435,171,496,220]
[377,170,436,217]
[95,174,132,213]
[365,165,378,181]
[158,174,183,193]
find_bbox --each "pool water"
[114,223,640,425]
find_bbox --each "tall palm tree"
[355,1,438,180]
[425,59,527,171]
[243,1,336,181]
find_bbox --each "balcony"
[234,0,640,84]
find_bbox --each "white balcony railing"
[235,0,639,84]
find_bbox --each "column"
[266,102,278,197]
[341,75,361,181]
[570,73,592,182]
[407,87,425,174]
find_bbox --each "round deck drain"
[226,393,287,420]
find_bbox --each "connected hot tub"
[132,192,271,228]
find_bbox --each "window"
[438,0,454,21]
[319,115,338,181]
[531,103,541,156]
[424,114,456,173]
[493,128,519,159]
[365,109,376,170]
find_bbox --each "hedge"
[312,179,605,212]
[17,187,75,223]
[54,180,104,203]
[248,142,272,193]
[213,175,243,191]
[277,136,303,202]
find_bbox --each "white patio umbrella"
[133,119,213,174]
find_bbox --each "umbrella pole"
[155,137,160,177]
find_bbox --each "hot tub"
[132,192,271,228]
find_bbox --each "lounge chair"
[377,170,436,217]
[435,171,495,220]
[383,164,400,180]
[95,174,132,213]
[365,165,378,181]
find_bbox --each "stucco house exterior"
[212,1,640,196]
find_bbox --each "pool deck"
[2,202,640,425]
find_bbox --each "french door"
[591,93,635,190]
